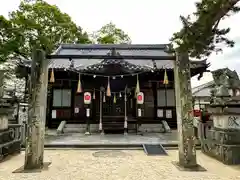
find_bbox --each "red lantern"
[84,92,91,104]
[137,95,142,101]
[85,95,91,101]
[136,92,144,104]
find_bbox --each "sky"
[1,0,240,87]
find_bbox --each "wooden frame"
[47,67,180,128]
[40,45,208,129]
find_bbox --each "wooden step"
[103,123,124,130]
[102,116,125,130]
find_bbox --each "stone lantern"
[202,68,240,165]
[0,70,15,131]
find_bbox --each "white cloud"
[1,0,240,87]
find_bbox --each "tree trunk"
[174,52,197,168]
[212,0,239,24]
[24,49,48,170]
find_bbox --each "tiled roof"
[192,81,214,97]
[20,44,209,70]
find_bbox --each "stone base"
[64,124,99,133]
[64,123,165,133]
[0,129,21,163]
[162,120,171,133]
[13,162,51,173]
[0,144,21,162]
[209,129,240,145]
[201,128,240,165]
[202,141,240,165]
[138,124,164,133]
[172,161,206,172]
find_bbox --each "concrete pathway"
[1,150,240,180]
[44,130,179,146]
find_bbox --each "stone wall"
[199,114,240,165]
[213,115,240,130]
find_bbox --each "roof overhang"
[19,44,209,75]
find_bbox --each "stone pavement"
[44,130,179,147]
[0,150,240,180]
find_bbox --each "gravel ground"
[0,150,240,180]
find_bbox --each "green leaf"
[0,0,91,62]
[92,22,131,44]
[171,0,240,59]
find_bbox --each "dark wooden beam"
[46,54,176,60]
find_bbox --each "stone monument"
[0,70,15,131]
[0,70,21,162]
[201,68,240,164]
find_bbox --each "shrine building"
[19,44,209,134]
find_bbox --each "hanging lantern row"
[49,67,169,82]
[49,68,169,94]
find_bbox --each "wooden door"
[74,94,86,121]
[103,95,124,117]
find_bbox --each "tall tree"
[0,0,91,171]
[0,0,91,62]
[91,22,131,44]
[170,0,240,169]
[171,0,240,59]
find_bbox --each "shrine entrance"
[103,95,125,117]
[102,94,126,133]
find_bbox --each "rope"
[51,61,173,78]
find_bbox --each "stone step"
[65,124,84,128]
[63,124,99,133]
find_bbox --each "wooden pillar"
[174,52,197,168]
[24,49,49,170]
[124,89,128,135]
[152,82,157,120]
[85,118,90,134]
[99,90,104,135]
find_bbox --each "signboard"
[52,110,56,118]
[136,92,144,104]
[166,110,172,118]
[84,92,92,104]
[157,109,163,118]
[74,107,79,114]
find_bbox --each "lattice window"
[53,89,71,107]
